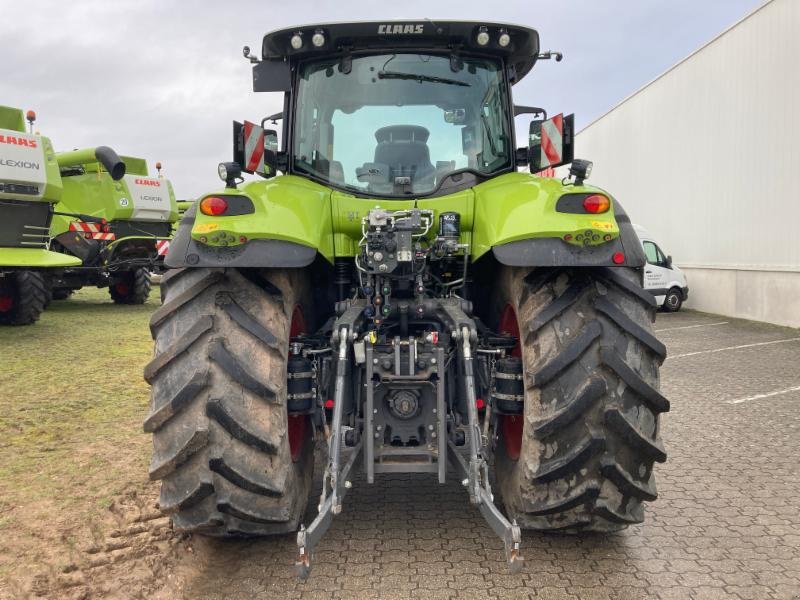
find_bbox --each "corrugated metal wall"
[575,0,800,274]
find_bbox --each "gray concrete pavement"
[171,311,800,600]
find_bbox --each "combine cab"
[0,106,124,324]
[49,155,178,303]
[146,21,668,576]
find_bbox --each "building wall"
[571,0,800,327]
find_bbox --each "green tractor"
[0,105,127,325]
[146,22,669,576]
[48,154,178,303]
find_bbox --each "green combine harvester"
[47,153,178,303]
[146,21,669,577]
[0,105,126,324]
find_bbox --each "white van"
[633,225,689,312]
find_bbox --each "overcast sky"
[2,0,762,198]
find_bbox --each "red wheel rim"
[0,295,13,313]
[499,303,523,460]
[499,304,522,358]
[115,282,130,296]
[287,305,308,463]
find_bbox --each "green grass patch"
[0,286,157,515]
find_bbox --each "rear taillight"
[583,194,610,214]
[199,196,228,216]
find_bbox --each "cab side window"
[655,245,668,266]
[643,241,669,267]
[643,241,659,265]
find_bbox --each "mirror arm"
[514,105,547,119]
[536,50,563,62]
[261,112,284,128]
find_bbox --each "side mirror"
[252,60,291,92]
[528,113,574,173]
[264,129,279,177]
[233,120,278,179]
[666,255,673,269]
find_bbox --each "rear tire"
[662,287,683,312]
[144,267,315,535]
[492,266,669,532]
[110,267,151,304]
[0,270,47,326]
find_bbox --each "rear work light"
[582,194,610,214]
[199,196,228,216]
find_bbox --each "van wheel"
[663,288,682,312]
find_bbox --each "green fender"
[167,175,335,268]
[170,172,644,269]
[473,172,645,268]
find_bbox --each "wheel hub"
[0,295,13,313]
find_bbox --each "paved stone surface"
[170,311,800,599]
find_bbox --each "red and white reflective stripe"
[156,240,170,256]
[69,221,101,233]
[540,114,564,168]
[243,120,265,173]
[89,232,116,241]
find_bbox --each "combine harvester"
[48,155,179,303]
[0,105,125,324]
[145,21,669,576]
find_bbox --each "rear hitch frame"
[295,305,524,579]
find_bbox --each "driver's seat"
[373,125,435,182]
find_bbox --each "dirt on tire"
[144,267,315,536]
[492,265,669,532]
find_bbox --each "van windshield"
[292,53,511,197]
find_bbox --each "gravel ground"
[158,310,800,600]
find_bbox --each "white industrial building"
[571,0,800,327]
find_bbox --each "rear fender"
[473,172,645,268]
[103,235,160,263]
[166,175,334,268]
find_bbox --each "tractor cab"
[228,21,573,193]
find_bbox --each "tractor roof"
[260,21,540,83]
